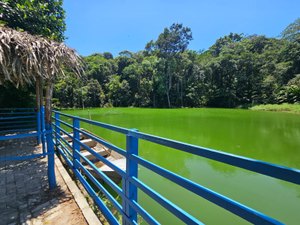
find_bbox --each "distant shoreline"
[250,103,300,114]
[58,104,300,115]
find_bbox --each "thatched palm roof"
[0,26,83,87]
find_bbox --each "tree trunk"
[39,78,43,108]
[45,81,54,125]
[180,78,183,107]
[166,63,172,108]
[35,77,41,110]
[45,80,57,190]
[166,88,171,108]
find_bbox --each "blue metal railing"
[0,107,46,153]
[0,107,56,190]
[0,108,36,134]
[52,110,300,225]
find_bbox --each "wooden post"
[35,77,41,109]
[39,79,46,154]
[36,77,41,144]
[45,81,54,125]
[39,78,43,109]
[45,81,56,190]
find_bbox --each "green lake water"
[63,108,300,225]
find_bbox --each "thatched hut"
[0,26,83,124]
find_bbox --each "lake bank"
[250,103,300,114]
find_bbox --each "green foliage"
[0,82,35,107]
[209,33,243,57]
[0,0,66,41]
[250,103,300,114]
[152,23,193,57]
[281,18,300,42]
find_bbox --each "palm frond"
[0,26,83,87]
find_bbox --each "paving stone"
[8,222,17,225]
[31,201,51,217]
[6,175,15,183]
[21,222,32,225]
[19,203,28,210]
[5,209,19,223]
[0,178,5,185]
[20,210,31,223]
[50,198,59,206]
[26,221,34,225]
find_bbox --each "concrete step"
[79,139,97,150]
[81,146,110,161]
[99,158,126,183]
[61,133,84,142]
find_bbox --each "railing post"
[36,108,41,144]
[54,112,60,149]
[123,128,138,224]
[46,122,56,190]
[41,106,46,155]
[73,117,80,170]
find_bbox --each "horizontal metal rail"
[0,132,38,141]
[0,108,35,111]
[74,137,126,178]
[129,176,203,225]
[53,110,128,134]
[0,120,36,125]
[74,168,121,225]
[0,111,36,115]
[74,127,126,157]
[130,154,280,224]
[76,146,123,196]
[0,153,47,161]
[0,115,36,121]
[52,110,300,225]
[132,131,300,185]
[0,123,36,129]
[57,146,73,168]
[0,107,56,191]
[76,160,128,221]
[52,117,73,129]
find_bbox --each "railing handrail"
[53,110,300,225]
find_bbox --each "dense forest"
[54,20,300,108]
[0,1,299,108]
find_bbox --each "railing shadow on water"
[52,110,300,225]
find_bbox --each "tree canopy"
[53,21,300,109]
[281,18,300,42]
[0,0,66,42]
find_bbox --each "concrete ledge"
[55,155,102,225]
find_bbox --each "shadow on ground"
[0,137,87,225]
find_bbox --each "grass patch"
[250,103,300,114]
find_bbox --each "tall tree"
[149,23,193,107]
[281,18,300,42]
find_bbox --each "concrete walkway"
[0,137,88,225]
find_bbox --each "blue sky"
[63,0,300,56]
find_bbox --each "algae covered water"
[63,108,300,225]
